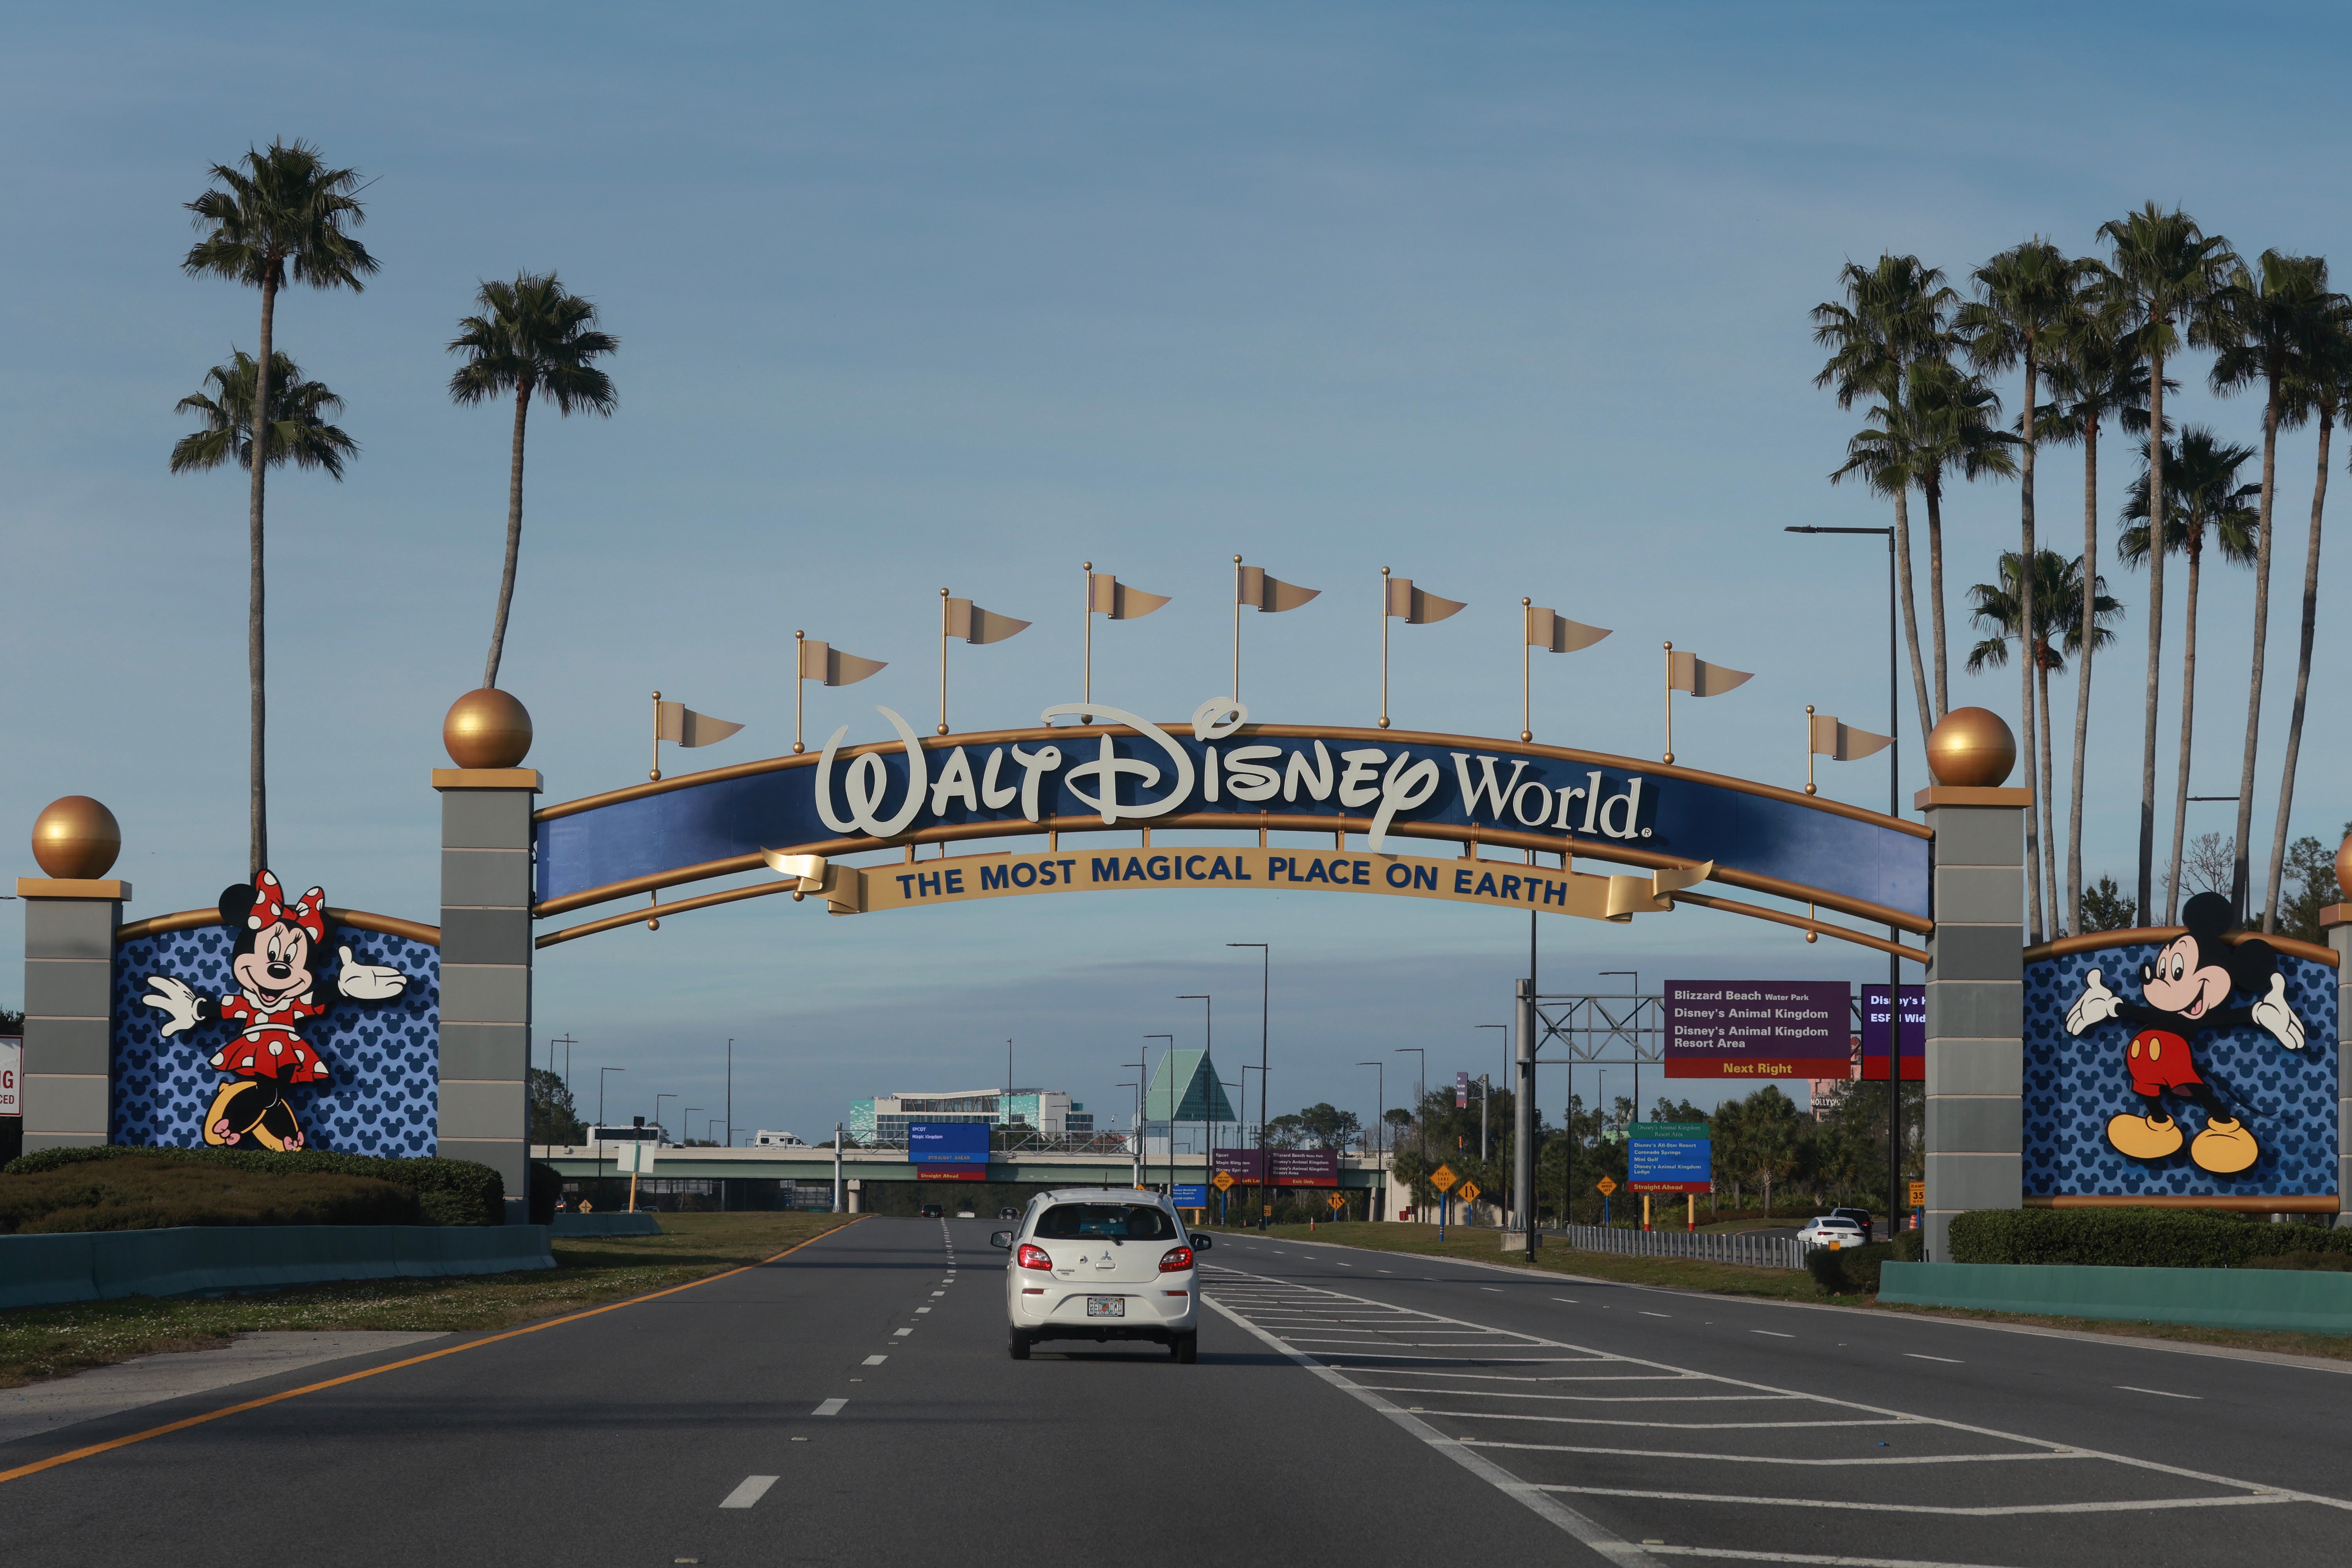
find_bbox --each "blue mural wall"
[2024,943,2337,1200]
[110,923,439,1155]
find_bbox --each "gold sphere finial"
[2334,831,2351,902]
[32,796,121,879]
[1926,706,2017,787]
[443,688,533,769]
[1234,554,1242,564]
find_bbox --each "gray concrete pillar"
[435,766,539,1217]
[1918,785,2030,1261]
[2328,900,2350,1224]
[18,877,129,1151]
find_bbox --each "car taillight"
[1159,1246,1194,1273]
[1017,1243,1054,1271]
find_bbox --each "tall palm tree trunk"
[2069,417,2099,933]
[1891,487,1935,746]
[2264,404,2332,931]
[247,270,277,878]
[2229,376,2281,920]
[2018,351,2043,942]
[2137,349,2169,924]
[1924,479,1951,721]
[2165,537,2204,923]
[483,381,533,688]
[2038,652,2060,933]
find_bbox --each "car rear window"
[1033,1203,1178,1241]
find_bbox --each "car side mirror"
[1189,1232,1212,1250]
[990,1230,1013,1250]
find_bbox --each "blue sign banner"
[536,715,1929,922]
[907,1122,990,1165]
[1171,1184,1209,1207]
[1627,1121,1712,1193]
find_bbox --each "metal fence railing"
[1557,1223,1806,1271]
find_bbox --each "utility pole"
[833,1122,845,1213]
[724,1038,733,1149]
[551,1033,577,1094]
[1229,944,1269,1226]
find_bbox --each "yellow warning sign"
[1909,1180,1925,1207]
[1457,1180,1481,1203]
[1595,1176,1619,1196]
[1326,1192,1347,1210]
[1430,1165,1458,1192]
[1212,1170,1236,1192]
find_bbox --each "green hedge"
[1806,1229,1922,1295]
[1949,1207,2352,1269]
[0,1156,421,1234]
[2,1145,505,1226]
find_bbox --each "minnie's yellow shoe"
[2190,1116,2259,1174]
[2107,1112,2184,1160]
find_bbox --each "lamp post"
[1177,994,1210,1199]
[1124,1049,1146,1187]
[1145,1034,1174,1194]
[1237,1065,1262,1225]
[1601,972,1640,1129]
[1787,523,1905,1240]
[597,1066,625,1195]
[724,1038,734,1150]
[1475,1022,1508,1218]
[654,1093,676,1145]
[685,1108,703,1149]
[1395,1046,1425,1221]
[1227,944,1269,1227]
[1357,1060,1384,1221]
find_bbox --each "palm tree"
[181,140,376,876]
[1965,550,2123,934]
[2263,296,2352,931]
[2208,253,2341,919]
[1904,358,2020,716]
[446,272,619,689]
[2040,270,2163,932]
[169,350,358,479]
[2098,204,2236,923]
[1960,240,2090,942]
[1813,256,1960,740]
[2122,429,2260,922]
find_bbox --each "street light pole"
[1788,523,1906,1240]
[597,1066,625,1196]
[1357,1060,1384,1221]
[724,1038,733,1149]
[1228,944,1269,1227]
[1395,1046,1425,1220]
[1601,972,1640,1129]
[1177,995,1211,1201]
[654,1093,676,1145]
[1145,1034,1175,1194]
[1237,1065,1262,1225]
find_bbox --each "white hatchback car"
[991,1188,1210,1362]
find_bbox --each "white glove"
[143,975,205,1038]
[2065,969,2119,1035]
[336,946,408,1001]
[2252,972,2305,1051]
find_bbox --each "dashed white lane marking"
[2117,1385,2201,1399]
[719,1475,779,1509]
[1641,1311,1671,1318]
[1751,1330,1793,1338]
[1642,1551,2080,1566]
[1481,1287,1503,1292]
[916,1308,933,1314]
[812,1398,848,1416]
[862,1356,887,1366]
[1553,1298,1579,1303]
[1903,1354,1963,1363]
[894,1328,913,1336]
[931,1291,945,1296]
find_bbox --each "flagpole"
[793,632,806,755]
[650,690,663,782]
[1521,598,1534,743]
[1378,566,1392,730]
[1233,555,1243,702]
[1805,705,1817,795]
[1081,560,1093,722]
[1662,641,1674,765]
[938,588,951,736]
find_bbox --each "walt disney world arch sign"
[528,697,1934,958]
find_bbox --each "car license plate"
[1087,1296,1125,1318]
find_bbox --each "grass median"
[1203,1219,2352,1363]
[0,1211,858,1390]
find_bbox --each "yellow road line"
[0,1216,865,1487]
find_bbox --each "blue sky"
[5,4,2347,1141]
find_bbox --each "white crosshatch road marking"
[811,1398,847,1416]
[1197,1262,2352,1566]
[719,1475,778,1509]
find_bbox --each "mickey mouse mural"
[138,871,410,1151]
[2060,892,2307,1174]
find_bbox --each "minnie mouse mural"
[139,871,410,1151]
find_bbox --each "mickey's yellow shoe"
[2107,1112,2184,1160]
[2190,1116,2259,1174]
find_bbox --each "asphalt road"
[3,1217,2347,1568]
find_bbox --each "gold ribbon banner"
[814,848,1708,923]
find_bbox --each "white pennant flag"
[945,598,1030,644]
[655,701,744,748]
[799,639,888,686]
[1668,650,1752,697]
[1810,712,1891,761]
[1384,576,1466,624]
[1526,605,1611,653]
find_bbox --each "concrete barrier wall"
[550,1212,662,1237]
[0,1224,555,1310]
[1879,1260,2352,1335]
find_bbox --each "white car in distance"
[1795,1216,1869,1251]
[992,1188,1209,1362]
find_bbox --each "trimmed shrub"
[2243,1251,2352,1272]
[2,1145,505,1226]
[1808,1240,1893,1295]
[1948,1207,2352,1269]
[0,1156,420,1234]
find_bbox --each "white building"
[848,1089,1092,1143]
